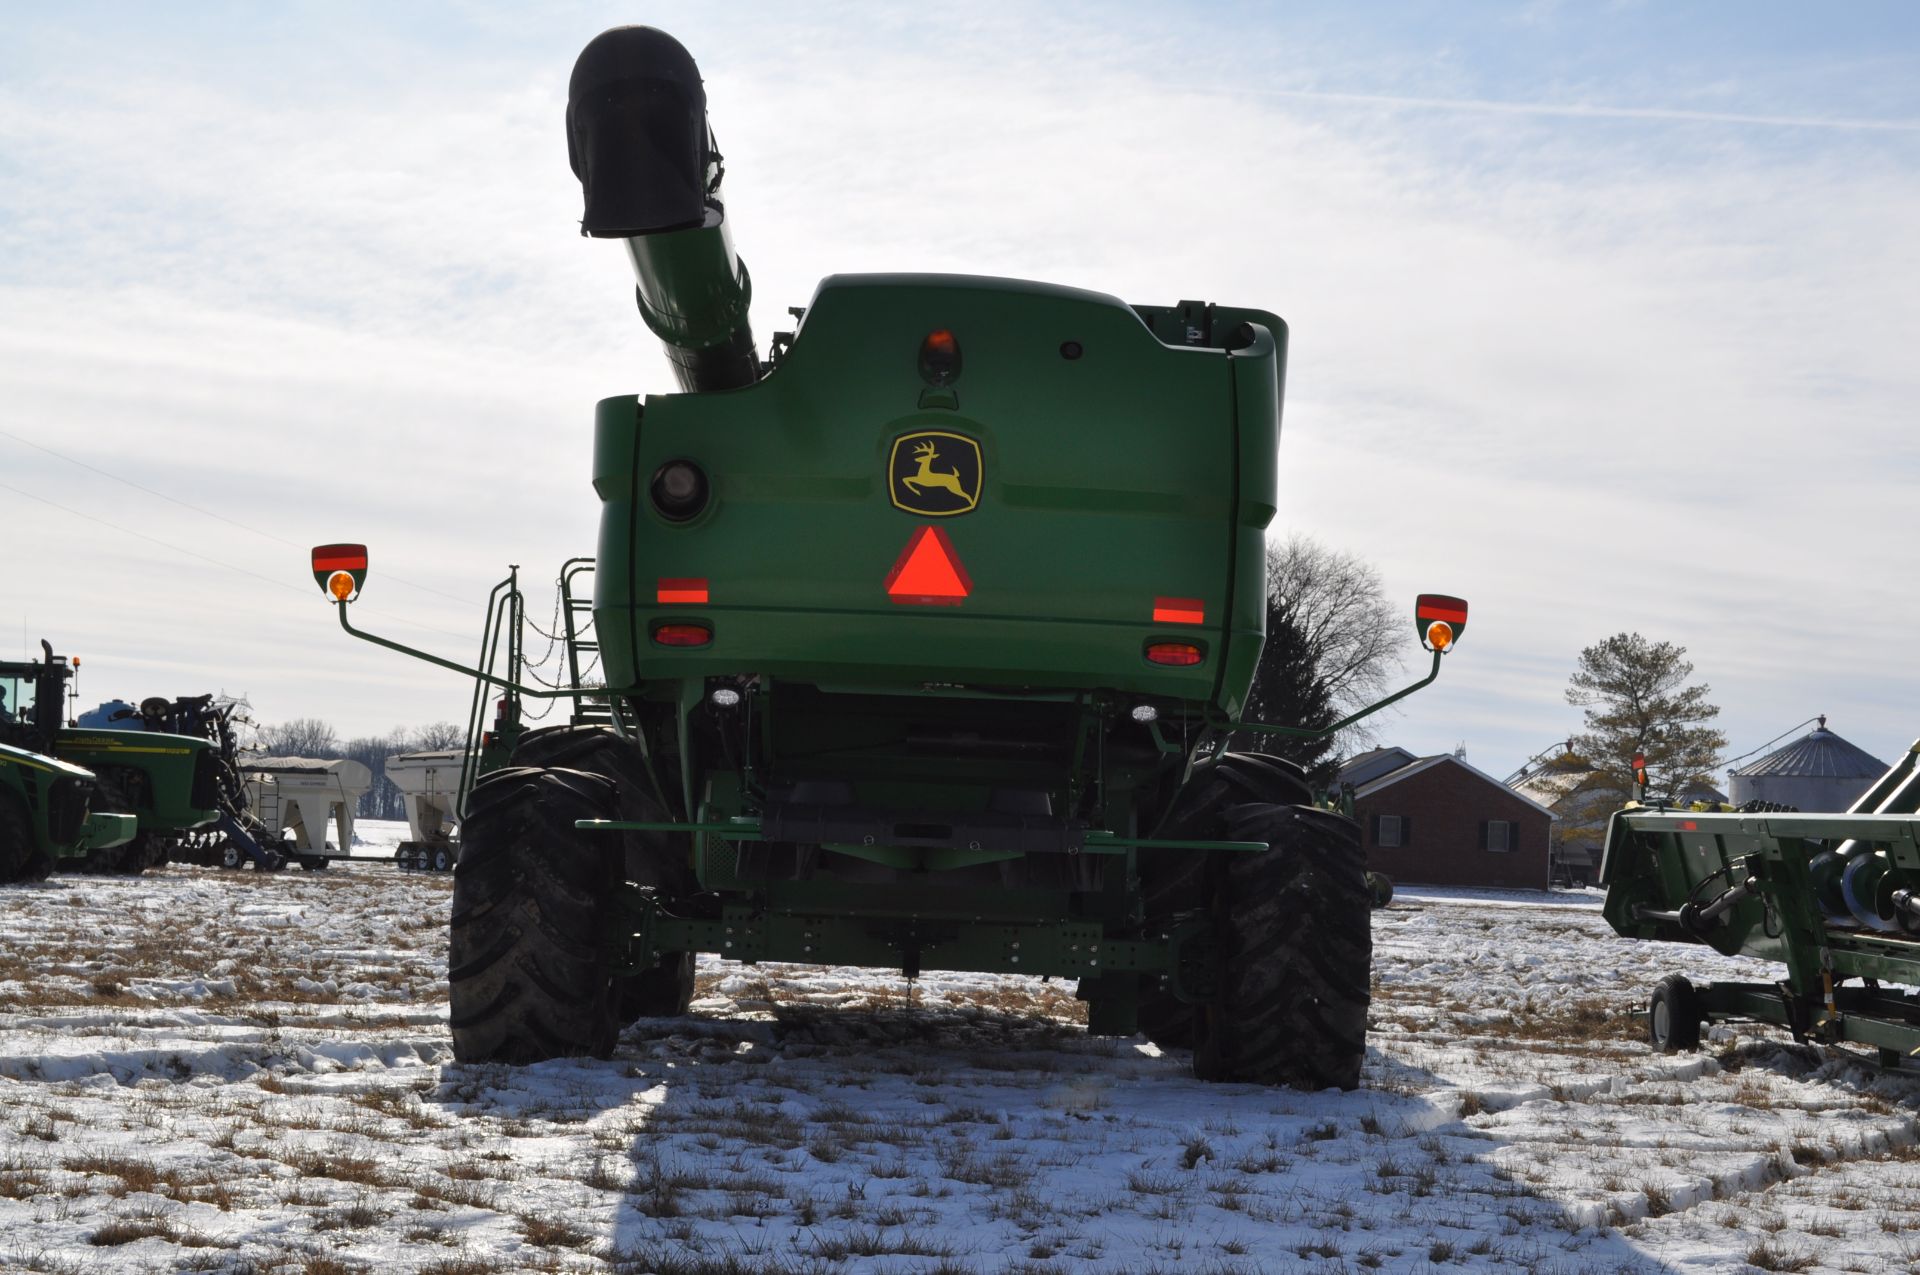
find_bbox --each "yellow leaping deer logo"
[889,431,982,516]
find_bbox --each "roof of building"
[1731,718,1886,780]
[1354,752,1559,819]
[1336,746,1420,788]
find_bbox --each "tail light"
[1145,641,1204,667]
[653,623,713,647]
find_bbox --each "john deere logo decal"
[889,431,982,517]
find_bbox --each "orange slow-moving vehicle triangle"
[884,526,972,605]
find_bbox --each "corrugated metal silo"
[1728,717,1887,812]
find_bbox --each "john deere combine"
[1603,745,1920,1068]
[313,26,1466,1087]
[0,643,219,874]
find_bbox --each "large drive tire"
[1138,753,1370,1089]
[1648,974,1703,1053]
[1134,754,1315,1053]
[449,767,622,1064]
[0,791,39,884]
[1195,802,1370,1089]
[510,726,696,1022]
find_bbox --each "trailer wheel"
[449,766,621,1064]
[1648,974,1703,1053]
[511,725,695,1021]
[432,846,453,873]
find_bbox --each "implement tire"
[448,767,621,1064]
[1134,754,1316,1054]
[511,725,695,1022]
[1648,974,1703,1053]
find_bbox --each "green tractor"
[0,643,221,874]
[1,646,137,880]
[0,742,135,884]
[315,26,1467,1088]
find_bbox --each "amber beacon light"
[311,544,368,602]
[1414,594,1469,653]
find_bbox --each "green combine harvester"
[313,26,1467,1088]
[1602,745,1920,1068]
[0,642,220,875]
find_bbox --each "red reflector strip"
[1145,642,1204,667]
[1679,821,1698,831]
[311,545,367,572]
[884,526,972,605]
[657,577,710,605]
[1152,597,1205,625]
[652,623,712,647]
[1416,602,1468,625]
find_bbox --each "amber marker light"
[1425,620,1455,652]
[328,571,358,601]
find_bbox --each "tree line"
[255,719,464,821]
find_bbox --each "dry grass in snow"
[0,826,1916,1273]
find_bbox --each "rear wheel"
[511,726,695,1021]
[448,767,621,1064]
[1196,802,1370,1089]
[1134,754,1315,1054]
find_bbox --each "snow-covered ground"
[2,848,1918,1274]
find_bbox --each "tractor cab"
[0,642,73,753]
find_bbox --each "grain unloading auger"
[1602,743,1920,1067]
[309,25,1469,1088]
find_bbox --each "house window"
[1485,820,1512,852]
[1378,815,1404,848]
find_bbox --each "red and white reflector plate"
[884,526,972,606]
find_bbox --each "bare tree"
[1249,535,1403,760]
[260,717,340,758]
[411,721,466,750]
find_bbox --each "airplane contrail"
[1245,86,1920,133]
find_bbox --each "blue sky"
[3,2,1917,779]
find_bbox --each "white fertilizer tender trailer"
[385,748,463,871]
[240,757,372,870]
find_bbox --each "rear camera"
[1060,341,1083,360]
[651,460,709,521]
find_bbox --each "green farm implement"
[1602,743,1920,1067]
[312,26,1467,1087]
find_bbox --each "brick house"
[1340,750,1554,890]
